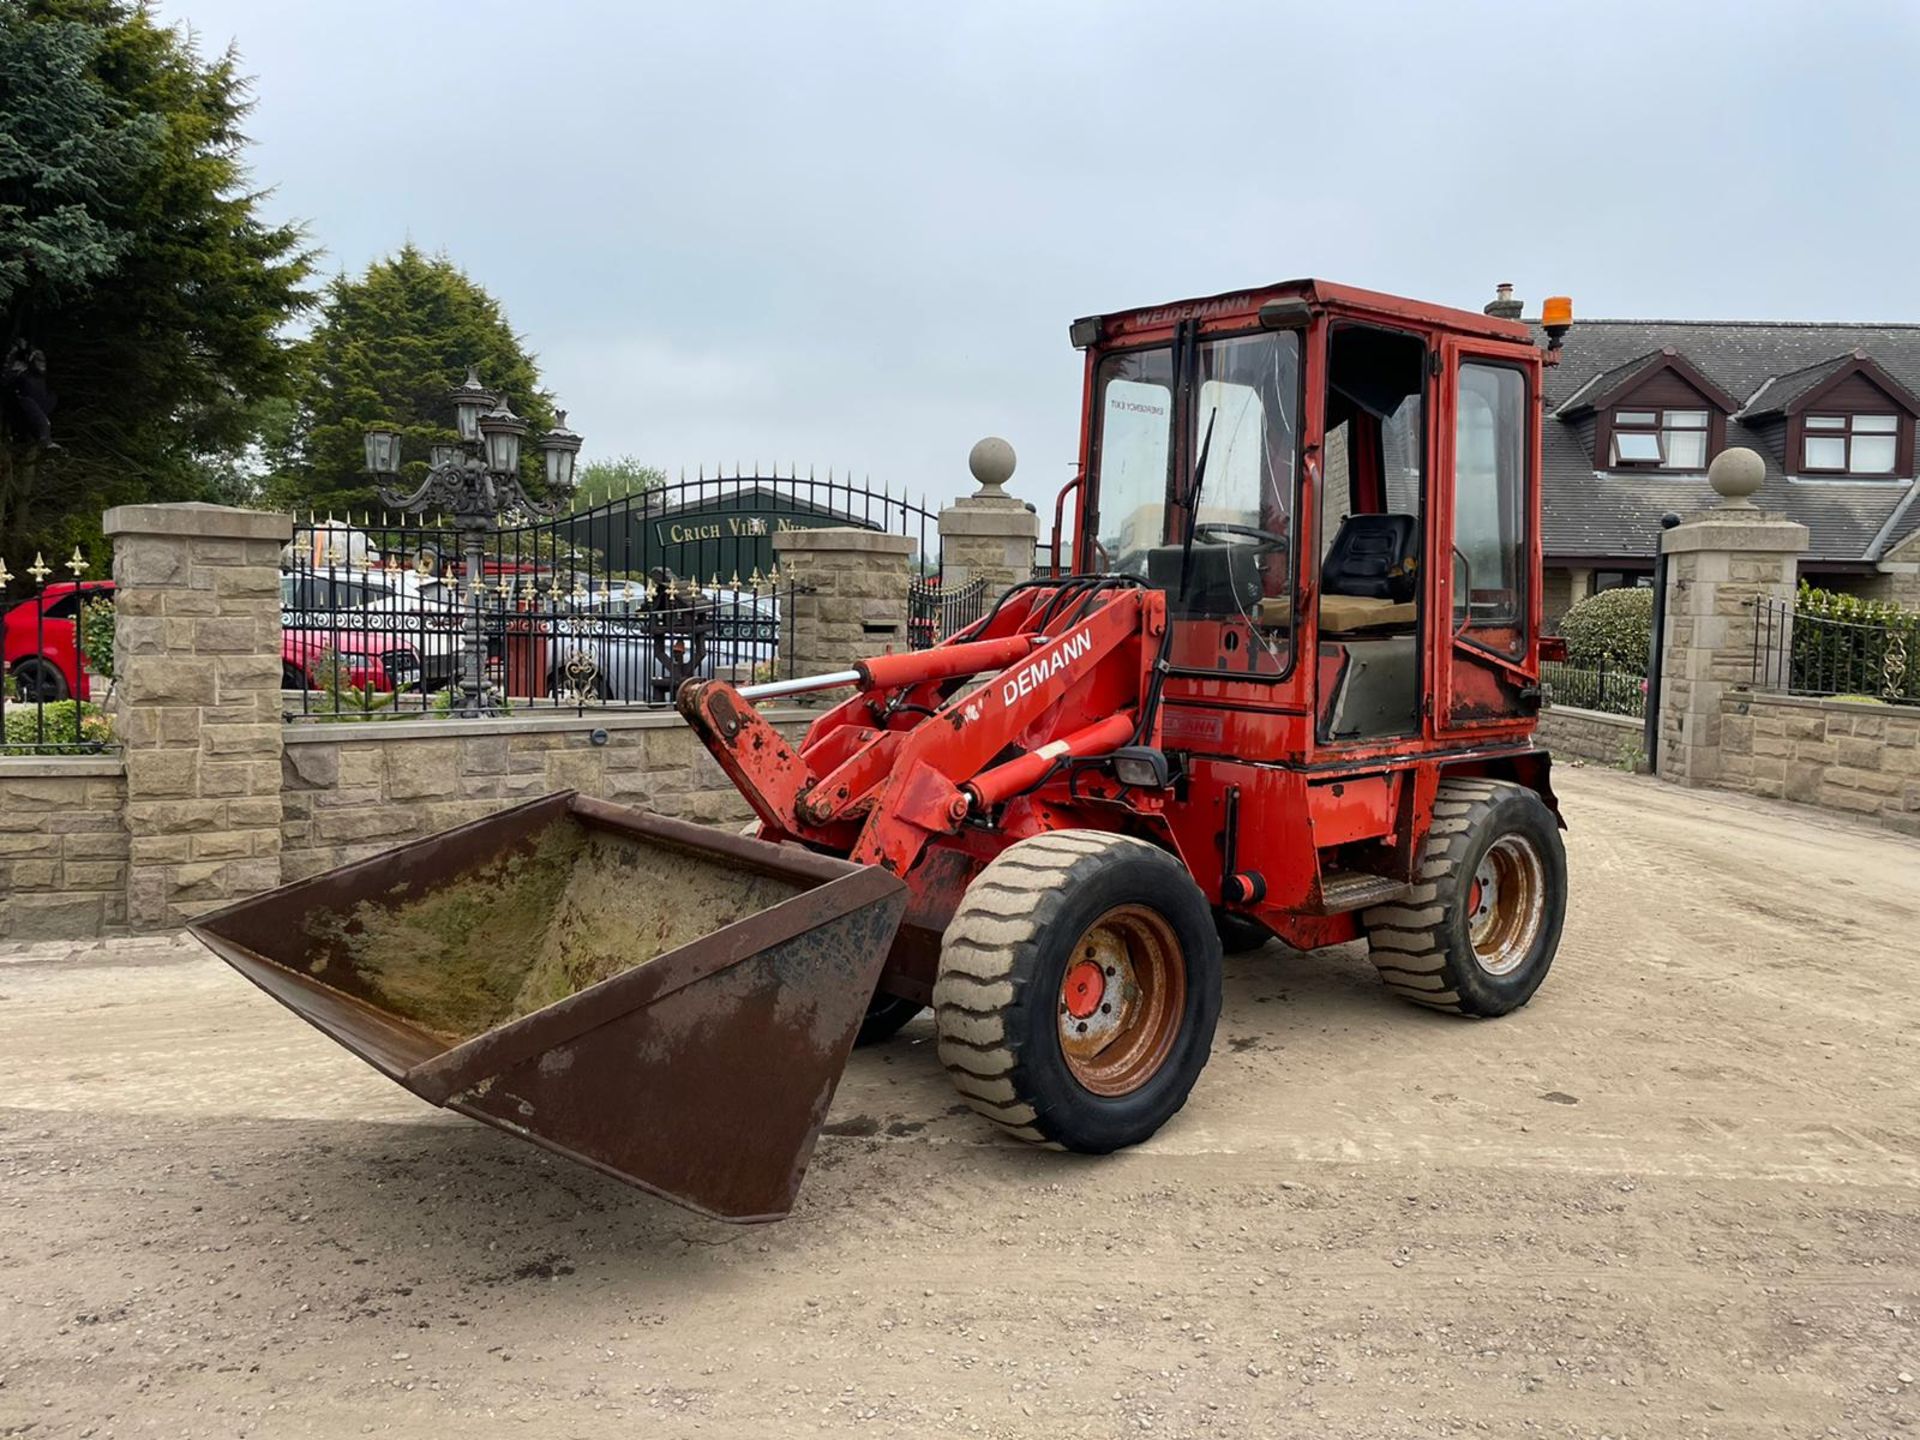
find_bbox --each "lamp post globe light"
[362,368,583,717]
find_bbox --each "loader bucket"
[188,793,906,1223]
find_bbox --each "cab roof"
[1082,278,1534,349]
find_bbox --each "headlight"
[1109,747,1172,790]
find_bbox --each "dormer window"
[1609,408,1710,470]
[1738,351,1919,480]
[1555,348,1738,476]
[1802,413,1897,475]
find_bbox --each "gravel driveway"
[2,766,1916,1438]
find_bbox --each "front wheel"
[933,831,1222,1151]
[1213,910,1272,955]
[1362,778,1566,1016]
[854,993,924,1047]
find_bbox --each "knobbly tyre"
[194,278,1573,1221]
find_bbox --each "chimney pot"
[1484,283,1524,321]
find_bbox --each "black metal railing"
[0,550,117,754]
[1542,656,1647,718]
[284,469,938,720]
[908,576,989,650]
[1751,596,1920,705]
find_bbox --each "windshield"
[1089,329,1302,674]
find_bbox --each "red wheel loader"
[193,279,1572,1222]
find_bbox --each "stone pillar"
[773,527,915,689]
[105,503,292,928]
[1656,450,1807,788]
[938,436,1037,603]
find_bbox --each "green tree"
[570,454,665,513]
[0,0,314,578]
[278,245,552,517]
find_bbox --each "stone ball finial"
[968,436,1017,498]
[1708,446,1765,507]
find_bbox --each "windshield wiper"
[1176,406,1218,608]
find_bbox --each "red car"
[4,580,420,702]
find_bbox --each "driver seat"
[1323,514,1417,599]
[1319,514,1418,634]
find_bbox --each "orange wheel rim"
[1467,834,1546,977]
[1056,905,1185,1097]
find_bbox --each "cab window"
[1452,362,1527,654]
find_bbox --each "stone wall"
[1536,705,1646,770]
[1717,690,1920,835]
[0,759,129,940]
[280,708,810,882]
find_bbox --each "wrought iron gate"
[283,467,939,717]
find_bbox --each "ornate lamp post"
[363,367,583,717]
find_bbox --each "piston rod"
[737,670,863,701]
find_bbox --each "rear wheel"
[1362,778,1566,1016]
[11,659,68,703]
[934,831,1221,1151]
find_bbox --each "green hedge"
[1557,586,1652,670]
[1,700,112,755]
[80,596,115,680]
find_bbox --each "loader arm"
[678,584,1164,878]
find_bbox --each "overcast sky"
[158,0,1920,514]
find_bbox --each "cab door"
[1432,338,1542,734]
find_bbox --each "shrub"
[79,596,116,683]
[1796,581,1912,625]
[430,681,511,716]
[2,700,112,754]
[1557,586,1653,670]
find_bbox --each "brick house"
[1490,288,1920,624]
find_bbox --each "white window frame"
[1802,411,1901,476]
[1610,406,1711,471]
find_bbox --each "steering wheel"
[1193,522,1286,554]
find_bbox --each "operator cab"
[1066,279,1545,762]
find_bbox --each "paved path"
[2,768,1916,1438]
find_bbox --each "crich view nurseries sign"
[561,485,882,582]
